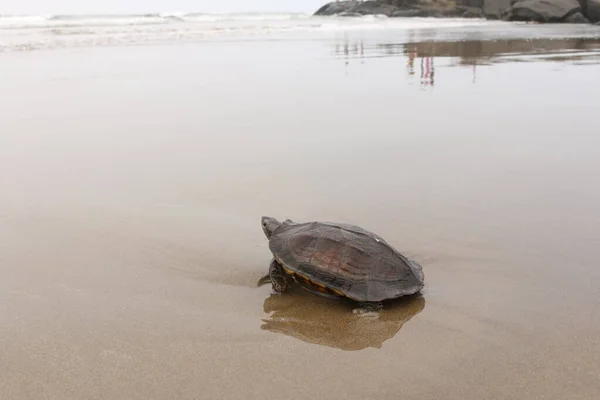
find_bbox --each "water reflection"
[381,37,600,65]
[420,55,434,86]
[334,38,365,61]
[261,286,425,351]
[333,37,600,84]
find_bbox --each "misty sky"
[2,0,326,15]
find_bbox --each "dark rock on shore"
[503,0,581,22]
[564,11,590,21]
[314,0,460,18]
[391,9,424,17]
[314,1,401,17]
[587,0,600,22]
[461,7,487,17]
[313,0,600,24]
[483,0,513,18]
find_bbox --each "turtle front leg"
[269,259,289,294]
[353,301,383,314]
[257,274,272,287]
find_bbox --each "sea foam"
[0,12,502,52]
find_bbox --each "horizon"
[0,11,314,16]
[1,0,324,16]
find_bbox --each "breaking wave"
[0,13,310,29]
[0,12,503,52]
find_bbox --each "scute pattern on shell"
[269,220,424,302]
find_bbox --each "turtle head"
[261,216,281,239]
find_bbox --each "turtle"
[260,216,425,311]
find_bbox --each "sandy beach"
[1,15,600,400]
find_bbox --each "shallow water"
[1,18,600,400]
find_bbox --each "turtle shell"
[268,220,424,302]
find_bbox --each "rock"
[391,9,423,16]
[505,0,581,22]
[564,10,591,20]
[414,9,445,17]
[462,7,486,17]
[313,1,399,17]
[314,0,467,19]
[440,6,469,16]
[313,1,361,16]
[458,0,484,7]
[484,0,513,18]
[454,0,486,12]
[314,2,347,15]
[586,0,600,22]
[314,0,597,22]
[355,1,399,15]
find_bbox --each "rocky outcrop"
[314,0,465,18]
[587,0,600,22]
[483,0,513,18]
[564,11,591,20]
[461,6,487,17]
[503,0,581,22]
[314,0,599,23]
[315,1,402,16]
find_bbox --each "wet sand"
[1,26,600,399]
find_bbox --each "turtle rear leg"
[269,259,290,294]
[353,301,383,314]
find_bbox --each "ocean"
[3,12,600,52]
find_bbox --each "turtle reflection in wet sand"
[262,287,426,351]
[260,216,425,313]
